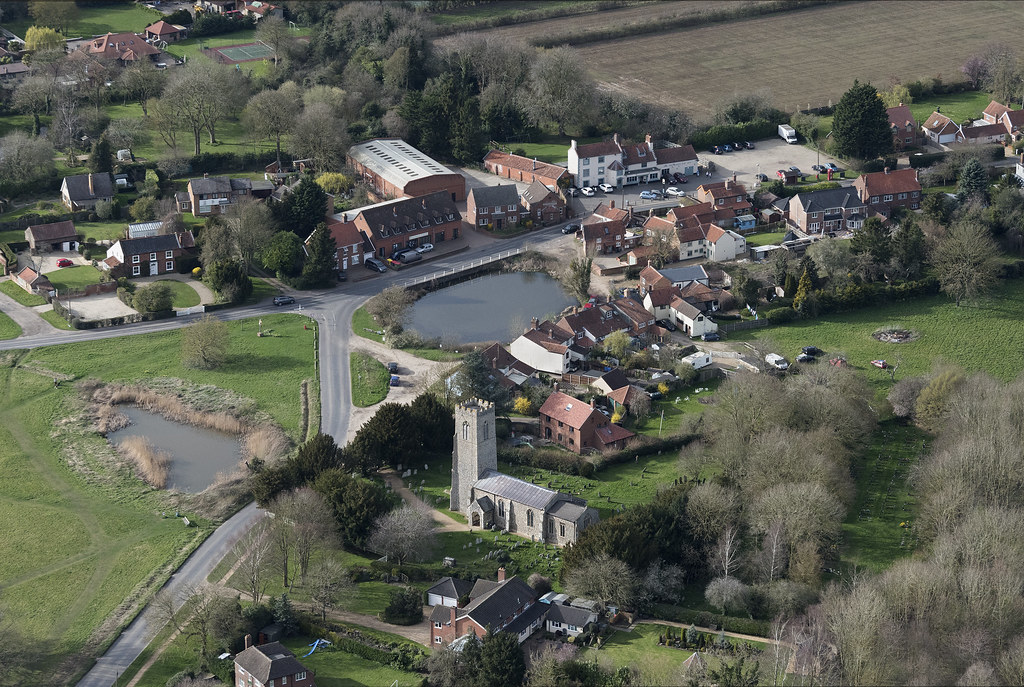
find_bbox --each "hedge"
[653,603,771,637]
[911,144,1005,169]
[297,617,428,673]
[499,446,596,477]
[189,151,281,174]
[688,119,784,150]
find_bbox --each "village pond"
[407,272,575,343]
[108,406,243,493]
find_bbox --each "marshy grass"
[118,436,170,488]
[94,384,247,434]
[243,426,289,463]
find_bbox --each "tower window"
[482,422,488,440]
[462,422,469,440]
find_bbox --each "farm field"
[1,4,162,39]
[430,0,597,27]
[475,1,1024,118]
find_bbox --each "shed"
[25,220,79,252]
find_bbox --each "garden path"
[382,470,467,533]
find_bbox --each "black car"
[365,257,387,273]
[387,362,399,373]
[733,142,745,151]
[702,332,721,342]
[796,353,816,363]
[657,319,677,332]
[273,295,295,306]
[802,346,823,356]
[562,223,580,235]
[745,141,755,149]
[336,271,348,282]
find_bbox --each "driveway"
[64,291,136,320]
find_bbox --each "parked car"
[562,223,580,234]
[765,353,790,370]
[722,143,733,152]
[580,186,595,196]
[639,190,660,200]
[415,243,434,253]
[702,332,721,342]
[796,353,816,363]
[710,146,723,155]
[825,162,839,172]
[273,295,295,306]
[390,248,412,260]
[399,251,421,264]
[337,270,347,282]
[365,257,387,272]
[673,172,687,183]
[789,166,801,173]
[733,142,745,151]
[745,141,755,149]
[648,391,663,400]
[776,169,788,179]
[56,258,73,267]
[665,187,685,197]
[390,375,400,386]
[566,187,579,197]
[598,183,615,193]
[802,346,823,356]
[387,362,399,373]
[657,318,677,331]
[755,173,768,182]
[811,164,823,172]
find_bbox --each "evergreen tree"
[87,135,112,173]
[284,176,328,238]
[479,630,526,687]
[850,217,891,264]
[793,268,814,313]
[783,273,798,298]
[312,469,392,547]
[890,220,927,277]
[409,393,454,453]
[348,402,419,471]
[798,254,820,288]
[301,222,337,288]
[450,96,484,165]
[269,595,298,637]
[957,157,990,203]
[832,80,892,160]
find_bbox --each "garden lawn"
[40,309,73,330]
[2,3,162,39]
[76,220,127,243]
[632,380,719,437]
[0,279,46,306]
[280,637,422,687]
[0,311,21,339]
[496,135,602,164]
[350,351,389,407]
[908,90,997,127]
[744,232,787,247]
[584,623,691,685]
[154,279,201,308]
[45,265,103,292]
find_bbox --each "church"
[450,399,598,546]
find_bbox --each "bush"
[191,11,252,37]
[653,603,771,636]
[688,119,782,149]
[764,307,797,323]
[189,151,279,174]
[132,283,173,313]
[380,586,423,625]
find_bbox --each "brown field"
[472,1,1024,119]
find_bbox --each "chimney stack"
[531,316,539,330]
[733,173,737,183]
[421,198,426,209]
[884,167,890,174]
[553,382,559,393]
[533,157,537,170]
[244,634,252,649]
[645,133,652,144]
[725,179,733,190]
[613,132,622,147]
[203,172,208,179]
[450,606,457,625]
[590,398,596,408]
[88,174,95,196]
[610,200,615,209]
[497,566,506,583]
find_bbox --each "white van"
[765,353,789,370]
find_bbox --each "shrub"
[764,307,797,323]
[380,586,423,625]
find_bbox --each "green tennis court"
[215,42,274,62]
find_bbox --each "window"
[883,194,894,202]
[911,191,920,197]
[598,167,605,174]
[569,625,578,631]
[809,223,820,231]
[165,261,173,271]
[296,673,306,681]
[165,250,173,259]
[552,621,561,628]
[434,621,442,628]
[598,156,605,163]
[897,192,907,200]
[549,520,554,533]
[478,218,488,226]
[270,680,275,687]
[582,170,590,178]
[180,202,188,210]
[871,196,879,203]
[810,212,819,219]
[132,255,140,264]
[527,510,534,527]
[641,162,647,168]
[149,252,157,260]
[508,204,516,211]
[435,636,443,643]
[132,265,141,276]
[462,422,469,441]
[482,422,488,440]
[905,137,913,144]
[560,523,565,537]
[498,500,505,517]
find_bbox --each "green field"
[154,279,201,308]
[584,624,692,685]
[161,27,310,81]
[45,265,103,292]
[1,3,163,39]
[280,637,423,687]
[0,310,22,339]
[0,279,47,306]
[429,0,592,27]
[632,380,719,437]
[744,232,787,247]
[350,351,389,407]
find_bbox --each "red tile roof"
[575,140,621,159]
[86,32,160,61]
[482,150,569,182]
[654,144,698,164]
[592,203,629,223]
[886,105,916,129]
[539,391,600,429]
[1003,109,1024,129]
[146,20,180,35]
[856,168,921,198]
[984,100,1012,120]
[961,123,1007,139]
[621,141,653,167]
[522,328,568,354]
[639,265,670,290]
[325,219,365,249]
[923,111,959,136]
[645,286,681,307]
[594,422,635,446]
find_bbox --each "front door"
[150,261,158,276]
[496,218,503,230]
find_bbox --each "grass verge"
[0,310,22,339]
[154,280,201,308]
[40,309,72,330]
[0,279,47,306]
[350,352,389,407]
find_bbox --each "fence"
[718,319,772,334]
[176,305,206,316]
[399,248,525,288]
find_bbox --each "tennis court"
[213,42,275,62]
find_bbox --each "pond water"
[108,406,243,493]
[407,272,575,343]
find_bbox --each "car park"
[561,223,580,234]
[701,332,721,342]
[665,187,685,197]
[580,186,595,196]
[657,318,677,331]
[56,258,74,267]
[365,257,387,272]
[415,243,434,253]
[745,141,755,149]
[598,183,615,193]
[273,295,295,306]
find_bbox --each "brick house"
[520,180,566,226]
[348,138,466,201]
[61,173,114,211]
[322,218,372,272]
[923,111,961,145]
[234,638,315,687]
[104,232,195,277]
[853,168,921,213]
[185,175,273,216]
[788,187,867,234]
[13,266,52,295]
[887,104,920,150]
[351,191,461,258]
[483,150,570,189]
[982,100,1024,136]
[430,569,546,646]
[538,391,634,454]
[579,202,639,255]
[467,185,522,231]
[83,32,161,64]
[25,220,79,252]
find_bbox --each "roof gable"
[539,391,602,429]
[469,184,520,208]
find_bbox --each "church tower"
[450,398,498,513]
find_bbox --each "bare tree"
[119,59,166,116]
[235,520,272,604]
[49,86,80,158]
[770,616,791,687]
[286,488,336,581]
[757,521,789,585]
[932,220,1001,307]
[153,584,219,662]
[564,551,638,610]
[685,481,739,542]
[243,82,302,170]
[705,576,750,616]
[309,558,352,621]
[527,46,594,136]
[162,58,243,155]
[224,197,277,269]
[712,525,742,579]
[255,15,290,67]
[291,101,349,172]
[148,95,184,156]
[367,505,438,565]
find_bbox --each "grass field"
[0,279,47,306]
[350,351,390,407]
[40,309,73,330]
[1,4,162,39]
[744,232,787,247]
[584,623,692,685]
[908,90,998,125]
[632,380,719,437]
[482,1,1024,118]
[496,136,601,164]
[430,0,593,27]
[0,310,22,339]
[45,265,104,292]
[154,280,201,308]
[76,220,128,243]
[161,28,310,81]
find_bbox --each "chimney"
[531,317,539,330]
[884,167,890,174]
[497,566,506,583]
[645,133,652,144]
[725,179,733,190]
[533,157,537,170]
[590,398,596,408]
[613,133,622,147]
[450,606,457,625]
[88,174,95,196]
[553,382,559,393]
[244,634,252,649]
[393,206,398,215]
[610,200,615,209]
[570,140,577,151]
[203,172,208,179]
[733,173,737,184]
[421,198,427,209]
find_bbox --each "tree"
[147,94,184,156]
[409,392,455,453]
[564,256,592,304]
[275,488,336,581]
[312,469,392,548]
[269,594,298,637]
[162,58,242,155]
[132,283,173,313]
[348,402,420,473]
[235,520,272,604]
[301,222,337,288]
[452,350,511,412]
[644,224,678,268]
[368,505,438,565]
[733,268,762,307]
[225,198,276,269]
[793,268,814,312]
[850,217,891,265]
[931,220,1000,306]
[381,585,423,624]
[129,196,157,222]
[260,230,304,278]
[757,520,789,585]
[29,1,77,34]
[204,259,252,303]
[604,330,631,360]
[450,96,484,165]
[564,551,639,610]
[957,157,990,203]
[889,219,927,278]
[915,369,965,433]
[119,59,166,116]
[291,102,349,171]
[105,117,146,152]
[268,505,294,587]
[712,526,742,578]
[479,630,527,687]
[790,112,821,143]
[832,80,892,160]
[255,15,289,66]
[962,54,990,90]
[879,82,912,109]
[243,83,301,170]
[705,576,751,616]
[365,285,415,334]
[200,218,235,267]
[0,131,54,186]
[527,46,594,135]
[309,558,352,621]
[181,314,229,370]
[315,172,354,195]
[24,25,64,52]
[282,176,328,238]
[50,86,80,158]
[708,657,761,687]
[685,482,739,542]
[153,584,219,666]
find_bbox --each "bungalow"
[788,187,866,235]
[61,173,114,211]
[104,231,195,277]
[520,180,566,226]
[545,603,597,638]
[430,569,545,646]
[322,217,371,272]
[887,104,920,150]
[25,220,79,252]
[539,391,634,454]
[853,168,921,213]
[234,637,315,687]
[658,265,710,288]
[957,122,1008,146]
[483,150,570,190]
[509,319,583,375]
[467,185,522,231]
[83,32,161,64]
[144,20,186,42]
[591,368,630,396]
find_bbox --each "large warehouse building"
[347,138,467,202]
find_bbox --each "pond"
[407,272,575,343]
[108,407,243,493]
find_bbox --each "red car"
[56,258,73,267]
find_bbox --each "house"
[579,203,640,255]
[610,295,657,338]
[606,384,648,414]
[853,168,921,212]
[451,399,598,543]
[427,577,474,608]
[467,185,522,231]
[347,138,466,202]
[430,568,546,646]
[591,368,630,396]
[25,220,79,252]
[0,62,30,82]
[349,191,461,258]
[694,178,752,213]
[104,231,195,277]
[676,280,724,313]
[520,180,566,226]
[510,319,583,375]
[923,111,961,145]
[981,100,1024,136]
[185,175,273,216]
[483,150,570,189]
[567,133,698,188]
[887,104,920,150]
[539,391,635,454]
[658,265,710,288]
[234,637,315,687]
[638,264,672,295]
[670,298,717,338]
[557,304,632,349]
[642,286,679,321]
[545,603,597,638]
[243,1,283,19]
[61,173,114,211]
[196,0,238,13]
[788,188,867,235]
[322,217,371,272]
[957,122,1007,146]
[144,20,186,42]
[13,266,52,296]
[479,342,537,390]
[83,32,160,63]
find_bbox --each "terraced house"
[350,191,461,258]
[467,184,521,230]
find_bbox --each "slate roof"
[26,220,77,242]
[469,184,520,209]
[961,122,1007,139]
[503,600,547,636]
[546,603,597,628]
[234,642,308,683]
[356,191,459,240]
[594,423,635,446]
[63,173,113,202]
[539,391,601,430]
[521,180,557,205]
[547,499,591,523]
[792,188,866,214]
[115,231,194,256]
[575,139,621,159]
[660,265,709,285]
[558,306,631,341]
[469,579,500,601]
[430,604,453,624]
[462,576,538,631]
[0,63,30,77]
[428,576,474,601]
[474,470,559,510]
[475,495,494,512]
[597,368,629,391]
[189,176,232,195]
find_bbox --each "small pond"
[108,407,243,493]
[407,272,575,343]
